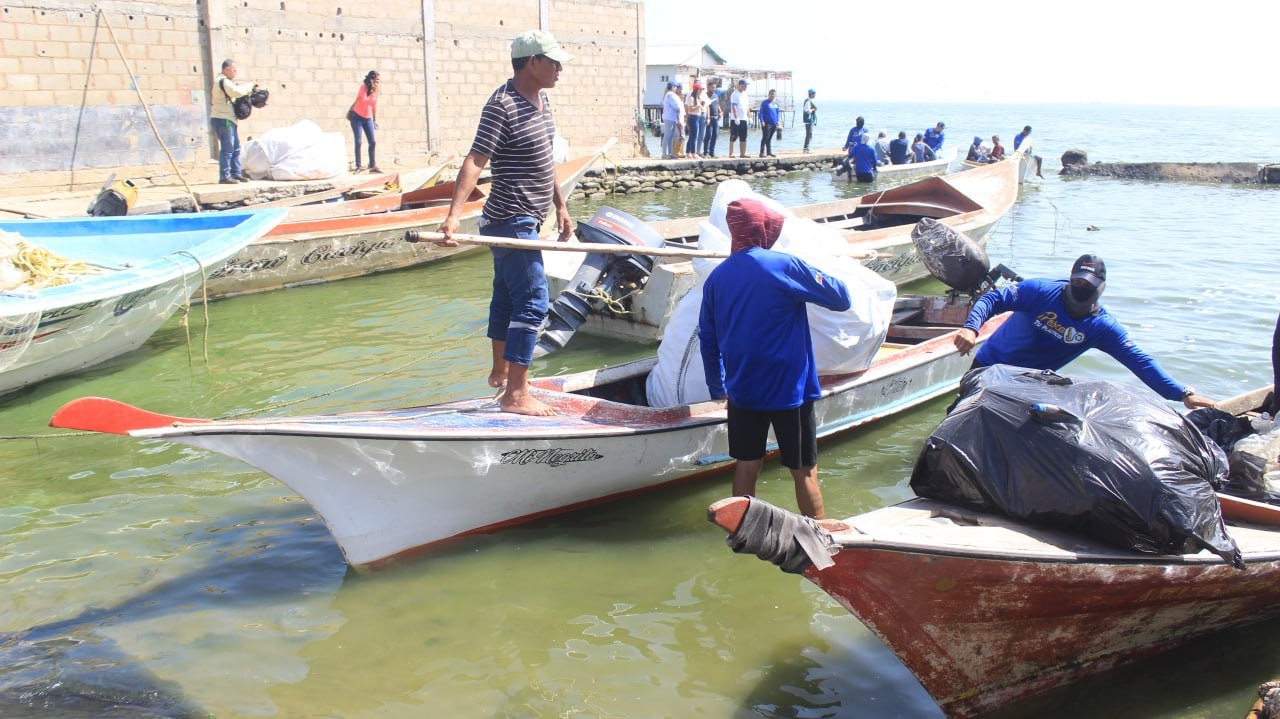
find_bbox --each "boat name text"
[500,447,605,468]
[209,255,289,278]
[301,239,400,266]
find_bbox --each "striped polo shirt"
[470,80,557,223]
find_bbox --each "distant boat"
[545,154,1020,344]
[202,141,613,300]
[962,142,1041,184]
[0,210,285,395]
[51,295,1008,568]
[832,146,957,182]
[707,385,1280,719]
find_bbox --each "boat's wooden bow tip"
[49,397,204,435]
[707,497,751,534]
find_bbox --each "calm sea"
[1,102,1278,719]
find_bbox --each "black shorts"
[727,400,818,469]
[855,172,876,183]
[730,120,748,141]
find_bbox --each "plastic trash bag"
[242,120,347,181]
[1189,408,1280,504]
[910,364,1243,567]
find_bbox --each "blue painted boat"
[0,210,285,395]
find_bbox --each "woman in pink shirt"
[349,70,380,172]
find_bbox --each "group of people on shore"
[661,78,783,159]
[210,60,383,184]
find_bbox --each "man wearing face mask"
[953,254,1216,410]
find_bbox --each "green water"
[2,163,1280,718]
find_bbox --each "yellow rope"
[2,239,100,290]
[567,286,637,315]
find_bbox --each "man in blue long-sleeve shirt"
[699,198,852,518]
[953,254,1216,409]
[923,121,945,151]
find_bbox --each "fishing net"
[0,230,100,292]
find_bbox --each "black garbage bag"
[1188,408,1280,504]
[910,365,1243,567]
[909,217,989,292]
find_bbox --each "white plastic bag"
[772,217,897,373]
[242,120,348,181]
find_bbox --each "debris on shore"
[1060,150,1278,184]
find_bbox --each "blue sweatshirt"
[964,278,1186,400]
[889,137,910,164]
[760,99,780,125]
[924,127,945,150]
[1014,131,1029,150]
[843,126,868,153]
[699,248,852,410]
[852,142,878,175]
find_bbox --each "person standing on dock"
[698,198,852,519]
[1014,125,1032,151]
[437,29,574,417]
[704,85,722,157]
[210,59,257,184]
[661,81,682,159]
[685,83,706,159]
[952,254,1217,410]
[730,79,750,158]
[802,89,817,153]
[924,121,946,151]
[759,89,780,157]
[347,70,380,173]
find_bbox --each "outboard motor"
[535,207,666,357]
[86,174,137,217]
[910,217,1021,300]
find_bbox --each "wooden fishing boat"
[706,385,1280,719]
[546,153,1020,344]
[51,296,1007,568]
[831,145,958,182]
[0,210,285,395]
[202,144,610,300]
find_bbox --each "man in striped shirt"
[439,30,573,416]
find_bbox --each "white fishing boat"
[51,296,1008,568]
[546,154,1020,344]
[831,145,957,182]
[0,210,285,395]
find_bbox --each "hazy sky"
[642,0,1280,106]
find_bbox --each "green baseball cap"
[511,30,573,62]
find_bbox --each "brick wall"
[0,0,643,184]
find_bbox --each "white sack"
[647,183,896,407]
[773,217,897,373]
[242,120,348,181]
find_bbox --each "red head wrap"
[726,198,785,253]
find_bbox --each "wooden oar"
[405,231,889,261]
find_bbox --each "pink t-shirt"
[352,83,378,119]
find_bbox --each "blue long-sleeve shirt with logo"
[924,127,945,150]
[843,126,868,153]
[699,248,852,410]
[964,278,1186,400]
[760,99,780,125]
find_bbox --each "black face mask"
[1064,280,1104,319]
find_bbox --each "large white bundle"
[242,120,348,181]
[773,217,896,373]
[646,183,896,407]
[645,221,730,408]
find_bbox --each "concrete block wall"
[0,0,643,185]
[0,1,208,174]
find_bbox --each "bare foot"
[500,389,556,416]
[817,519,850,533]
[488,367,508,389]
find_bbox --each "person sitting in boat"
[841,116,869,156]
[910,133,936,163]
[888,131,911,165]
[988,135,1006,162]
[698,197,853,519]
[966,136,988,163]
[923,121,945,151]
[1014,125,1032,151]
[873,132,892,166]
[953,254,1217,410]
